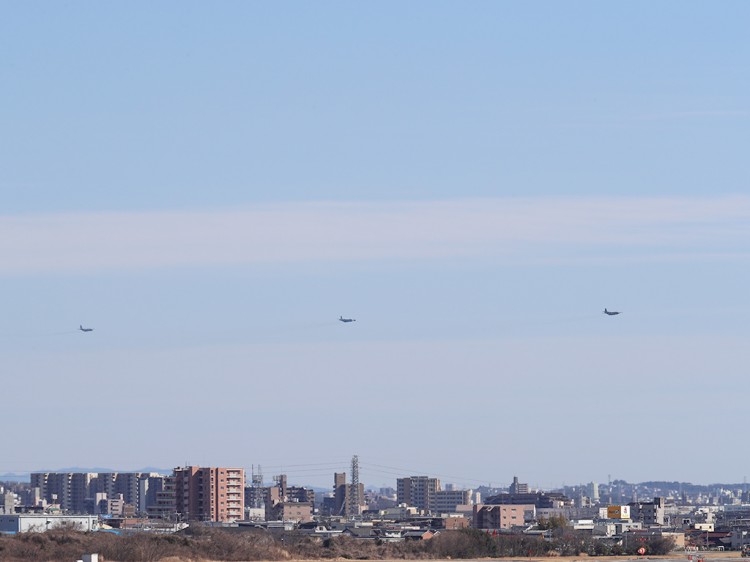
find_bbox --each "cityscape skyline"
[3,466,748,556]
[5,464,749,521]
[2,461,749,492]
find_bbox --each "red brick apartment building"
[173,466,245,522]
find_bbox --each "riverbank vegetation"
[0,525,676,562]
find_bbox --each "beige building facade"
[473,503,536,529]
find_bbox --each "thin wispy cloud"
[1,196,749,274]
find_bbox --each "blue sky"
[1,1,749,489]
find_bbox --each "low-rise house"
[342,526,377,539]
[404,529,436,540]
[434,514,470,530]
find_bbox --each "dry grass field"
[0,526,729,562]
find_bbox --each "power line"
[359,460,500,487]
[255,461,350,469]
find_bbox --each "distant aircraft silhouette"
[603,309,621,316]
[79,325,94,332]
[338,316,356,323]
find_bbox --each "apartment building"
[486,491,571,509]
[30,472,168,515]
[139,474,167,514]
[397,476,441,512]
[431,489,473,513]
[509,476,529,495]
[149,476,177,519]
[629,497,666,525]
[269,501,313,523]
[257,474,316,521]
[329,472,364,516]
[474,503,536,529]
[31,472,96,513]
[334,472,347,514]
[173,466,245,522]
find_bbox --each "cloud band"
[1,196,749,274]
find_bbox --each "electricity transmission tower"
[347,454,361,517]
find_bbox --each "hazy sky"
[2,1,749,490]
